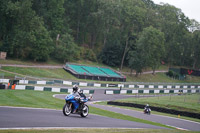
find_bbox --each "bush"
[166,70,181,79]
[80,47,97,62]
[166,70,174,77]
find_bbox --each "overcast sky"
[152,0,200,22]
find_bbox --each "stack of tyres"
[0,83,5,89]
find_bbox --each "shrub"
[166,70,174,77]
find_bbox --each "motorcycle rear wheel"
[63,103,71,116]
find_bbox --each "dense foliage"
[0,0,200,72]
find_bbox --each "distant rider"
[144,104,150,109]
[144,104,151,113]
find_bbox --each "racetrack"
[55,89,200,131]
[0,106,166,130]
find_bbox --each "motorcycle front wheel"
[63,103,71,116]
[80,104,89,117]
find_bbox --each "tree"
[128,51,145,77]
[192,31,200,69]
[99,36,123,67]
[0,0,53,61]
[158,4,190,66]
[94,0,121,47]
[32,0,66,40]
[189,19,200,32]
[29,17,53,61]
[119,0,146,70]
[136,26,165,74]
[54,33,79,63]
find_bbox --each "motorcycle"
[144,108,151,115]
[63,93,90,117]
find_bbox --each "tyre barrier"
[13,85,95,94]
[1,79,199,89]
[107,101,200,119]
[105,89,200,94]
[0,83,6,89]
[1,79,200,90]
[19,80,200,89]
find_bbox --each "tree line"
[0,0,200,74]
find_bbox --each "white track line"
[166,125,188,131]
[0,127,145,130]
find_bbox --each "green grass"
[0,89,64,109]
[0,129,199,133]
[0,58,108,67]
[0,58,63,65]
[115,94,200,114]
[0,89,171,129]
[1,66,77,80]
[126,72,200,83]
[0,66,122,84]
[0,69,16,78]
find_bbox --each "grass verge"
[0,89,64,109]
[0,66,122,84]
[1,66,76,80]
[126,72,200,83]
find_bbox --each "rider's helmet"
[73,84,79,93]
[146,104,149,107]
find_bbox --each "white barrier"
[15,85,26,90]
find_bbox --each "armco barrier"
[105,89,200,94]
[107,101,200,119]
[14,85,95,94]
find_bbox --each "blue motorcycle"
[63,93,89,117]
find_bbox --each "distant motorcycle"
[144,108,151,115]
[63,93,91,117]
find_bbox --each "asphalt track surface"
[55,89,200,131]
[0,106,166,129]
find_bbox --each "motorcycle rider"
[72,84,80,113]
[72,84,87,113]
[72,84,80,97]
[72,84,86,99]
[144,104,151,114]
